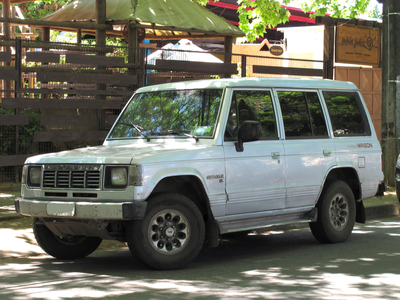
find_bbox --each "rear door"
[275,89,336,209]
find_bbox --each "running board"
[217,208,318,234]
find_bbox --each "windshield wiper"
[155,130,199,142]
[118,122,150,141]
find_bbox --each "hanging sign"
[270,45,284,56]
[336,24,380,66]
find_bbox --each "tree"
[16,0,68,20]
[197,0,373,42]
[376,0,400,186]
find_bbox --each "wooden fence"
[0,38,325,186]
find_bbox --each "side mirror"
[235,120,261,152]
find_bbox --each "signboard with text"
[335,24,380,66]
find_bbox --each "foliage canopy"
[196,0,374,41]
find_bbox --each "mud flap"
[356,200,366,224]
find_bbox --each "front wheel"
[126,193,205,270]
[310,181,356,243]
[33,220,102,259]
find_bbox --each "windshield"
[108,89,223,140]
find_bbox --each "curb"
[0,215,23,222]
[365,203,400,220]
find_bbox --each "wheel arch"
[321,167,365,223]
[150,175,220,247]
[323,167,361,200]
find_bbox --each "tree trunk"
[379,0,400,186]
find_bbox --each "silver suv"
[15,77,386,269]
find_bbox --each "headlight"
[28,166,42,187]
[111,167,128,186]
[105,165,142,188]
[105,166,128,189]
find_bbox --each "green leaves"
[300,0,372,19]
[196,0,374,42]
[16,0,69,20]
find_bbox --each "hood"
[25,140,213,165]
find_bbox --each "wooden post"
[95,0,106,48]
[323,25,334,79]
[95,0,107,131]
[128,21,139,94]
[77,29,82,44]
[224,36,233,78]
[2,0,11,40]
[41,27,50,100]
[14,39,22,183]
[2,0,11,98]
[241,55,247,77]
[42,27,50,41]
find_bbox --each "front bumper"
[14,198,147,220]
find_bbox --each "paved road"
[1,217,400,300]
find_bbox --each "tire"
[310,180,356,243]
[126,193,205,270]
[33,220,102,259]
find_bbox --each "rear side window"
[323,91,371,137]
[277,91,328,139]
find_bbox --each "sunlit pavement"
[0,228,45,259]
[1,218,400,300]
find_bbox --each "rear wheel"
[126,193,205,270]
[310,181,356,243]
[33,220,102,259]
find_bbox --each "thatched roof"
[41,0,244,39]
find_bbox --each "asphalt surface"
[0,190,399,260]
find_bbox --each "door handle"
[323,150,332,156]
[271,152,280,159]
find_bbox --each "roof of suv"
[137,77,358,93]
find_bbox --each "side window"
[277,91,328,138]
[323,91,371,137]
[225,90,278,140]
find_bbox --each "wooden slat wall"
[2,98,124,109]
[66,54,125,67]
[0,43,135,172]
[26,52,60,63]
[0,155,32,167]
[37,71,137,85]
[253,65,323,77]
[0,69,18,81]
[22,88,133,96]
[0,115,29,126]
[153,60,238,74]
[34,131,109,142]
[40,115,89,126]
[0,52,11,62]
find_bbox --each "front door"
[223,89,286,215]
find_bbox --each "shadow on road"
[1,218,400,299]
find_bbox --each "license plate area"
[47,202,76,217]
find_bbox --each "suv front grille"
[42,165,102,189]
